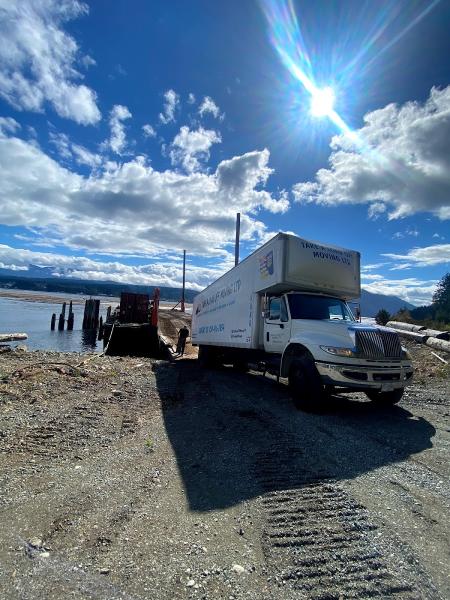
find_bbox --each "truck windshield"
[287,294,354,321]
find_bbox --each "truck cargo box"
[192,233,360,350]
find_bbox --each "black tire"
[365,388,404,406]
[233,360,249,373]
[288,356,323,410]
[198,345,217,369]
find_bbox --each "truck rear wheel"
[365,388,404,406]
[289,357,323,410]
[198,345,217,369]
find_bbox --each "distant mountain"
[0,264,57,278]
[359,289,415,317]
[0,274,197,303]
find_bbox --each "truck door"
[264,296,291,354]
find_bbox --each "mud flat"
[0,339,448,599]
[0,288,119,306]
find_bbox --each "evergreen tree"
[432,273,450,322]
[375,309,391,326]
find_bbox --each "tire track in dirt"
[203,368,436,599]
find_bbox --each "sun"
[310,86,335,118]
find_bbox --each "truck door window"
[268,298,281,320]
[329,304,345,320]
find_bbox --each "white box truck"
[191,233,413,408]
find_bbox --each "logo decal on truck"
[259,251,274,278]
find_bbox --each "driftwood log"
[420,329,450,341]
[0,333,28,342]
[393,330,428,343]
[386,321,425,333]
[426,337,450,354]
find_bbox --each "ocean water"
[0,294,116,352]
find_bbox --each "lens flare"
[260,0,354,138]
[310,87,335,118]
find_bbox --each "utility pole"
[181,249,186,312]
[235,212,240,266]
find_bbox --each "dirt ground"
[0,336,449,600]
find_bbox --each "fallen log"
[426,337,450,354]
[386,321,425,333]
[420,329,450,341]
[0,333,28,342]
[394,330,428,343]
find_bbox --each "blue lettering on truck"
[199,323,225,335]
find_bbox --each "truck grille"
[355,329,402,360]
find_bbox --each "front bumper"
[316,360,414,391]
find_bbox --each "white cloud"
[71,143,102,167]
[0,0,101,125]
[0,116,21,136]
[107,104,132,154]
[0,244,220,291]
[199,96,221,119]
[159,89,179,124]
[293,86,450,221]
[169,126,221,173]
[368,202,386,220]
[382,244,450,268]
[362,277,438,306]
[49,131,101,167]
[392,227,419,240]
[142,124,156,138]
[49,131,72,159]
[187,93,196,104]
[0,132,288,259]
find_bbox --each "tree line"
[375,272,450,328]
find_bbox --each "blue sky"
[0,0,449,305]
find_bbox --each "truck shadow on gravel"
[155,360,436,512]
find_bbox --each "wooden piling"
[83,299,100,329]
[50,313,56,330]
[98,316,104,340]
[67,301,74,330]
[57,302,66,330]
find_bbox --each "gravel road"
[0,341,448,599]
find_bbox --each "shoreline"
[0,288,120,306]
[0,288,192,312]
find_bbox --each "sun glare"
[310,87,335,118]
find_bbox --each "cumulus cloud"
[0,0,101,125]
[169,126,221,173]
[0,116,21,136]
[199,96,222,119]
[0,131,288,258]
[142,124,156,138]
[0,244,220,291]
[49,131,101,167]
[382,244,450,268]
[159,89,179,124]
[361,276,438,306]
[107,105,132,154]
[293,86,450,221]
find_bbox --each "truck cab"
[263,291,413,406]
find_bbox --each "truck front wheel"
[365,388,404,406]
[289,357,323,410]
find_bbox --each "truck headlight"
[320,346,357,358]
